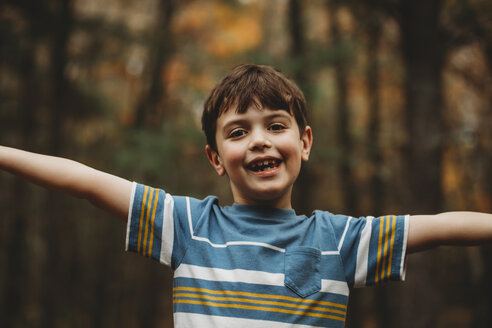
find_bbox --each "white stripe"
[186,196,194,236]
[159,193,174,266]
[321,250,339,255]
[175,264,284,286]
[400,215,410,281]
[321,279,349,296]
[185,197,337,255]
[174,264,349,296]
[174,312,326,328]
[192,236,286,253]
[337,216,352,251]
[354,216,374,288]
[125,182,137,251]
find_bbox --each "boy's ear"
[301,126,313,162]
[205,145,226,176]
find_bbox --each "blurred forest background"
[0,0,492,327]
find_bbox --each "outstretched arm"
[0,145,133,220]
[407,212,492,253]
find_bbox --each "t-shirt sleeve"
[330,214,409,288]
[125,182,180,267]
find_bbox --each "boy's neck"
[231,189,293,210]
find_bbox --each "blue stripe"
[390,216,405,280]
[366,217,380,285]
[127,184,146,253]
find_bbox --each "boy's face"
[206,105,312,209]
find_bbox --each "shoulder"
[311,209,353,228]
[172,194,220,211]
[131,182,223,220]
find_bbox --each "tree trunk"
[388,1,445,327]
[41,1,74,326]
[134,0,177,128]
[365,18,393,328]
[476,44,492,328]
[400,0,444,214]
[288,0,314,216]
[0,21,38,328]
[327,4,357,215]
[366,20,384,217]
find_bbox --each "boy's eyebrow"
[265,111,292,120]
[221,119,249,133]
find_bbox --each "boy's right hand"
[0,146,133,221]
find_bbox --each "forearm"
[1,146,92,197]
[408,211,492,253]
[0,145,132,220]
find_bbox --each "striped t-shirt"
[126,183,409,328]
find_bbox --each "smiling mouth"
[247,159,282,172]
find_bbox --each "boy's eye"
[269,123,285,131]
[229,129,246,138]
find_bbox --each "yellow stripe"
[173,299,346,322]
[386,215,396,279]
[142,188,155,255]
[173,287,347,310]
[147,189,160,257]
[137,186,149,254]
[375,216,384,283]
[174,292,346,316]
[381,216,390,282]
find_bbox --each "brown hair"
[201,64,308,151]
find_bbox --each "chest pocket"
[284,246,321,298]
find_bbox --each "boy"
[1,64,492,328]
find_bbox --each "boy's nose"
[248,130,272,151]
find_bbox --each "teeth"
[249,159,279,172]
